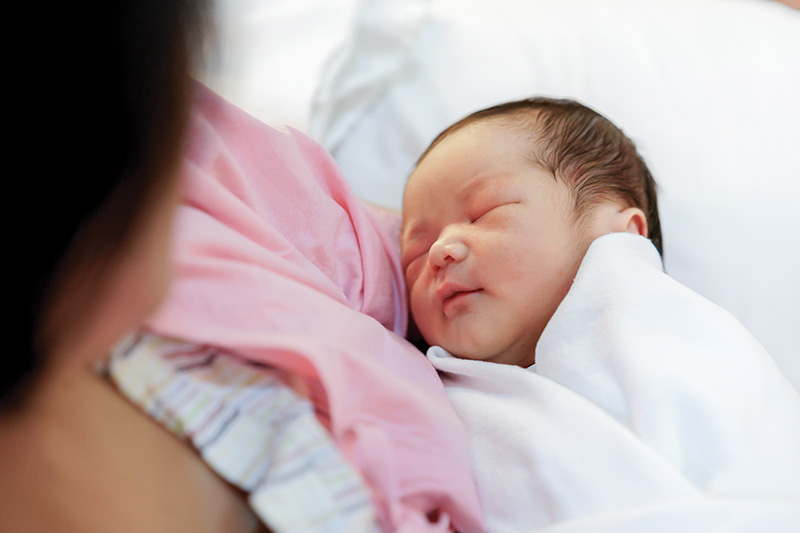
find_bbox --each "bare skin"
[775,0,800,9]
[1,165,271,531]
[0,366,267,532]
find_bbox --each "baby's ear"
[590,203,648,239]
[618,207,648,238]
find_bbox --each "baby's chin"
[440,344,515,366]
[438,336,537,367]
[421,318,537,366]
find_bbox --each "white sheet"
[428,234,800,532]
[198,0,800,393]
[310,0,800,392]
[201,0,360,132]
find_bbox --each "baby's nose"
[429,236,469,273]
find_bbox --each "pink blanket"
[147,83,483,533]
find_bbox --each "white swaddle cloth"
[428,233,800,532]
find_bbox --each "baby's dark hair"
[418,98,663,255]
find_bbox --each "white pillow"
[201,0,360,132]
[310,0,800,391]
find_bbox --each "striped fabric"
[108,332,380,533]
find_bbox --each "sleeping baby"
[400,97,659,368]
[400,98,800,531]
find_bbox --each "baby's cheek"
[409,291,435,338]
[408,287,425,323]
[403,259,424,288]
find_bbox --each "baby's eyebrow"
[456,171,515,203]
[454,176,488,204]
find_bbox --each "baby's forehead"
[455,112,543,140]
[430,114,542,156]
[403,113,552,205]
[453,118,545,167]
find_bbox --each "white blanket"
[427,234,800,532]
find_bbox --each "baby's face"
[401,121,596,367]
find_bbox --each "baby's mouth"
[444,289,480,305]
[437,283,482,313]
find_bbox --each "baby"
[400,97,661,367]
[399,99,800,532]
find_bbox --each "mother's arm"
[0,367,266,532]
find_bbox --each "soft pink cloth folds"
[147,83,483,533]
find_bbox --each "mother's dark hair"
[4,0,209,409]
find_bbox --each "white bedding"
[309,0,800,393]
[199,2,800,529]
[201,0,360,132]
[202,2,800,392]
[428,234,800,532]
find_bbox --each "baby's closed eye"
[469,201,521,223]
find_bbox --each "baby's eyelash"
[470,206,495,223]
[470,201,519,223]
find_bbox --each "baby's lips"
[436,281,471,306]
[437,281,483,315]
